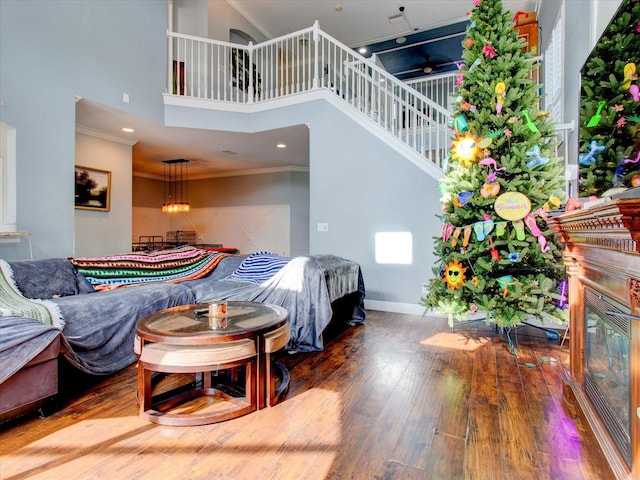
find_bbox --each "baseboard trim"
[364,300,426,315]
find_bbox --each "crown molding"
[76,124,138,146]
[133,165,309,181]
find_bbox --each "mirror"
[578,0,640,197]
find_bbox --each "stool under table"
[135,301,289,426]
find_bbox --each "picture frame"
[75,166,111,212]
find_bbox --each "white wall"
[74,133,133,257]
[0,0,166,259]
[132,169,309,256]
[133,204,290,255]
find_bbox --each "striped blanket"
[225,252,292,284]
[0,260,64,328]
[69,246,229,292]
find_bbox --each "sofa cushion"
[9,258,81,299]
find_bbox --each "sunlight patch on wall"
[375,232,412,264]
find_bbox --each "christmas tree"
[420,0,568,329]
[578,0,640,197]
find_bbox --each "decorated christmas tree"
[420,0,568,329]
[578,0,640,197]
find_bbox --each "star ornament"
[452,133,482,167]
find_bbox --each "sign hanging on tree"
[493,192,531,220]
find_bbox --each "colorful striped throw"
[225,252,292,284]
[69,246,230,292]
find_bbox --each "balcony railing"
[167,21,453,169]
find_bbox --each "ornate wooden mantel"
[547,198,640,480]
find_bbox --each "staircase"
[165,21,454,177]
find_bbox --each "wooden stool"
[263,322,290,407]
[135,336,257,426]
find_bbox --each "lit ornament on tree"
[451,133,482,167]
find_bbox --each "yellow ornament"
[622,63,637,90]
[443,259,467,291]
[452,133,482,167]
[495,81,506,115]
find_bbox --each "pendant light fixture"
[161,159,190,213]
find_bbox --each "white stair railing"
[167,22,453,169]
[406,73,459,111]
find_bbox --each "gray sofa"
[0,252,365,422]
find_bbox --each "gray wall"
[0,0,167,259]
[165,98,441,306]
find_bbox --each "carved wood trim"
[629,278,640,314]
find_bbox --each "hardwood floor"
[0,310,614,480]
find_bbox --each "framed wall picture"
[75,166,111,212]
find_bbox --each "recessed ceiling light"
[122,127,134,133]
[359,47,367,54]
[335,4,342,12]
[277,143,287,149]
[396,36,406,44]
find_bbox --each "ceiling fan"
[422,54,453,73]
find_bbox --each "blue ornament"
[525,145,549,168]
[579,140,606,166]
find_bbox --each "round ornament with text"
[494,192,531,221]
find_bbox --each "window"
[0,121,17,233]
[543,9,564,126]
[375,232,413,264]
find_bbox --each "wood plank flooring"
[0,310,614,479]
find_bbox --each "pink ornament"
[624,152,640,164]
[482,45,496,58]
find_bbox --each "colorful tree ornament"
[525,145,549,168]
[494,192,531,220]
[453,115,469,132]
[578,140,606,166]
[495,81,506,115]
[497,275,515,297]
[480,181,500,198]
[622,62,637,89]
[482,44,496,58]
[452,133,482,167]
[443,259,467,291]
[586,100,606,127]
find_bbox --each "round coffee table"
[135,301,288,426]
